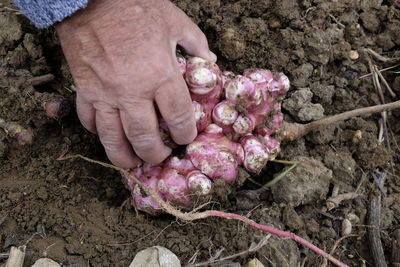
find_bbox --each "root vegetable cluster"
[122,56,289,214]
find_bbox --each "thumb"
[178,24,217,62]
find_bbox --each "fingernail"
[209,51,217,62]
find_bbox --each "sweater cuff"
[13,0,90,28]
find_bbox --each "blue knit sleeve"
[12,0,90,28]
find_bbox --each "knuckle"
[128,133,158,151]
[100,135,123,153]
[166,109,194,130]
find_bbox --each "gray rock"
[129,246,181,267]
[31,258,60,267]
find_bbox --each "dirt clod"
[271,157,331,207]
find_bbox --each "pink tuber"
[212,100,238,131]
[35,92,71,120]
[0,118,33,146]
[185,57,222,97]
[186,124,243,182]
[224,75,263,109]
[241,134,269,173]
[123,55,291,214]
[193,100,214,132]
[42,95,71,119]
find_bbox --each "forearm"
[12,0,90,28]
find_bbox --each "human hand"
[55,0,216,168]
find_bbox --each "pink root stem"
[204,210,349,267]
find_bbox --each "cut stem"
[24,74,54,87]
[277,100,400,141]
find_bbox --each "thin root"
[185,235,271,267]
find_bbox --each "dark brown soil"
[1,0,400,266]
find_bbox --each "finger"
[120,99,171,164]
[155,73,197,145]
[95,106,141,169]
[76,94,97,134]
[178,21,217,62]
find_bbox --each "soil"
[1,0,400,266]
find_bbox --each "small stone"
[341,219,352,236]
[244,258,264,267]
[348,50,359,60]
[352,130,363,144]
[346,213,360,224]
[31,258,60,267]
[129,246,181,267]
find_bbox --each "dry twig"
[326,193,362,211]
[321,234,360,267]
[359,64,400,79]
[368,172,388,267]
[185,235,271,267]
[24,74,54,87]
[364,48,400,63]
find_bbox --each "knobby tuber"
[122,56,289,214]
[121,55,400,215]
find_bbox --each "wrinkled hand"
[56,0,216,168]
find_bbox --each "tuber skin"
[212,100,238,131]
[187,124,244,182]
[0,118,33,146]
[176,53,187,75]
[193,100,214,132]
[241,135,269,173]
[185,57,222,97]
[225,75,263,110]
[187,170,212,196]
